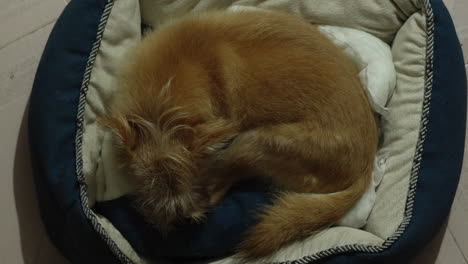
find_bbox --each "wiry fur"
[101,10,378,259]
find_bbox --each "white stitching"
[75,1,134,263]
[74,0,436,263]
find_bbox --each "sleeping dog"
[101,10,377,259]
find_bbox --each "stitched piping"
[75,1,134,263]
[74,0,435,263]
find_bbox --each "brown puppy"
[101,10,377,259]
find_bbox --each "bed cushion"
[91,18,397,259]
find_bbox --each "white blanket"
[318,25,396,228]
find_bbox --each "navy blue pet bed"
[29,0,466,263]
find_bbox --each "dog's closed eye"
[205,136,237,153]
[191,119,238,155]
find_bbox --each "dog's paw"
[190,210,207,223]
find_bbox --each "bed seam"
[74,1,135,264]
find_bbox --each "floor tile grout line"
[0,19,58,50]
[448,226,468,264]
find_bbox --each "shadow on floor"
[13,103,69,264]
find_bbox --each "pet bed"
[29,0,467,263]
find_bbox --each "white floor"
[0,1,466,263]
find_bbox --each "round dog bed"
[29,0,467,263]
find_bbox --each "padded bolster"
[316,1,467,263]
[29,0,121,263]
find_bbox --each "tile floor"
[0,1,466,263]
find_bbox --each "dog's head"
[100,108,237,232]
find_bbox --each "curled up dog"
[101,10,378,259]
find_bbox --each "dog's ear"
[191,119,238,156]
[99,112,139,152]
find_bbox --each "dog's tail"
[237,169,371,259]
